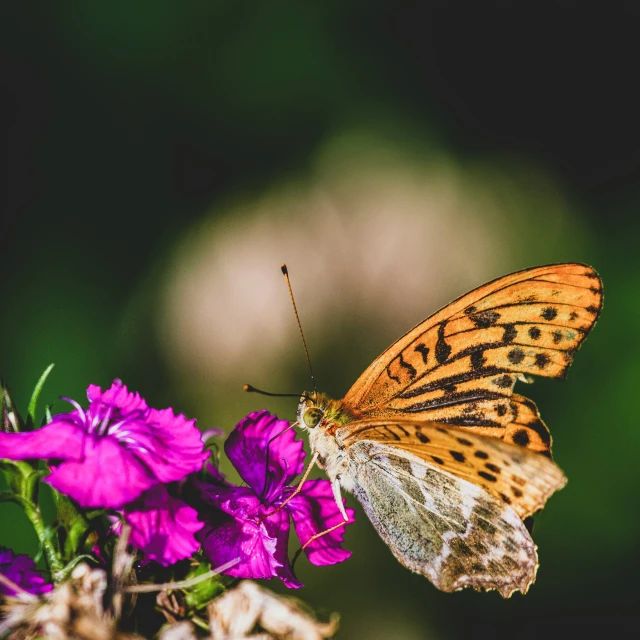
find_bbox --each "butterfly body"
[295,263,602,596]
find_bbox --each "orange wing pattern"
[342,263,602,431]
[337,419,566,519]
[468,395,552,457]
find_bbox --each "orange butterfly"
[293,263,602,597]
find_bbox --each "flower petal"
[87,380,148,417]
[286,479,355,566]
[0,547,52,596]
[45,436,156,508]
[196,482,301,586]
[225,411,304,501]
[116,408,208,484]
[121,485,203,566]
[197,490,282,581]
[268,509,303,589]
[0,419,84,462]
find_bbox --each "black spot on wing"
[435,323,452,364]
[528,326,541,340]
[485,463,501,474]
[414,343,429,364]
[495,403,508,417]
[457,437,473,446]
[569,311,579,321]
[415,430,430,444]
[464,305,477,315]
[507,348,525,364]
[552,330,563,344]
[478,471,498,482]
[502,323,518,343]
[470,348,486,370]
[534,353,550,369]
[470,310,501,328]
[432,456,444,465]
[541,307,558,321]
[450,450,465,462]
[474,450,489,459]
[493,374,513,389]
[512,429,530,447]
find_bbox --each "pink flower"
[196,411,354,588]
[115,485,204,567]
[0,548,52,597]
[0,381,208,508]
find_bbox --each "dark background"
[2,3,639,639]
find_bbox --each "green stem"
[22,498,64,580]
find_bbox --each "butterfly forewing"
[337,420,566,519]
[346,440,539,597]
[342,263,602,433]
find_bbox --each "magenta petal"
[0,547,52,596]
[45,437,155,508]
[286,479,355,566]
[196,484,300,586]
[124,408,208,483]
[0,420,84,462]
[122,485,203,566]
[87,380,148,416]
[225,411,304,501]
[197,492,282,581]
[268,509,303,589]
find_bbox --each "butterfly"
[295,263,603,597]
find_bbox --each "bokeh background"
[2,3,639,638]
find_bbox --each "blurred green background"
[2,3,639,638]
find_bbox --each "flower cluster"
[0,379,354,597]
[197,411,355,588]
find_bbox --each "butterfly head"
[296,392,351,432]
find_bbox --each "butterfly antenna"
[243,384,308,400]
[281,264,317,394]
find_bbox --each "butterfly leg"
[291,517,349,570]
[332,478,349,522]
[258,451,319,522]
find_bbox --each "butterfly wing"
[337,419,566,519]
[343,438,539,597]
[342,263,602,431]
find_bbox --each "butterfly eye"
[302,408,323,429]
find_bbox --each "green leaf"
[183,556,228,610]
[26,363,55,430]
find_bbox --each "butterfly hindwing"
[337,419,566,519]
[345,439,539,596]
[342,263,602,431]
